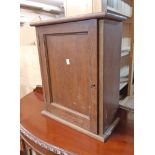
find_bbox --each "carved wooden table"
[20,90,134,155]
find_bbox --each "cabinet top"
[31,12,126,27]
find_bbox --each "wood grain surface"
[36,19,98,133]
[20,91,134,155]
[30,12,127,27]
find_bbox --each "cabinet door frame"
[36,19,98,133]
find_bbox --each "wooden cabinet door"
[37,19,98,133]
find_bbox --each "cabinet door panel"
[37,20,98,133]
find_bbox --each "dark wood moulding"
[30,12,127,27]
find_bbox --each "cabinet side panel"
[99,19,104,135]
[35,28,48,107]
[103,20,122,132]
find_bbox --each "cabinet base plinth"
[41,110,120,142]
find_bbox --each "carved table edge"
[20,124,77,155]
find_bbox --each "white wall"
[20,23,42,98]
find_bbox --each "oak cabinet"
[31,13,125,141]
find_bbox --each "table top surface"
[20,90,134,155]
